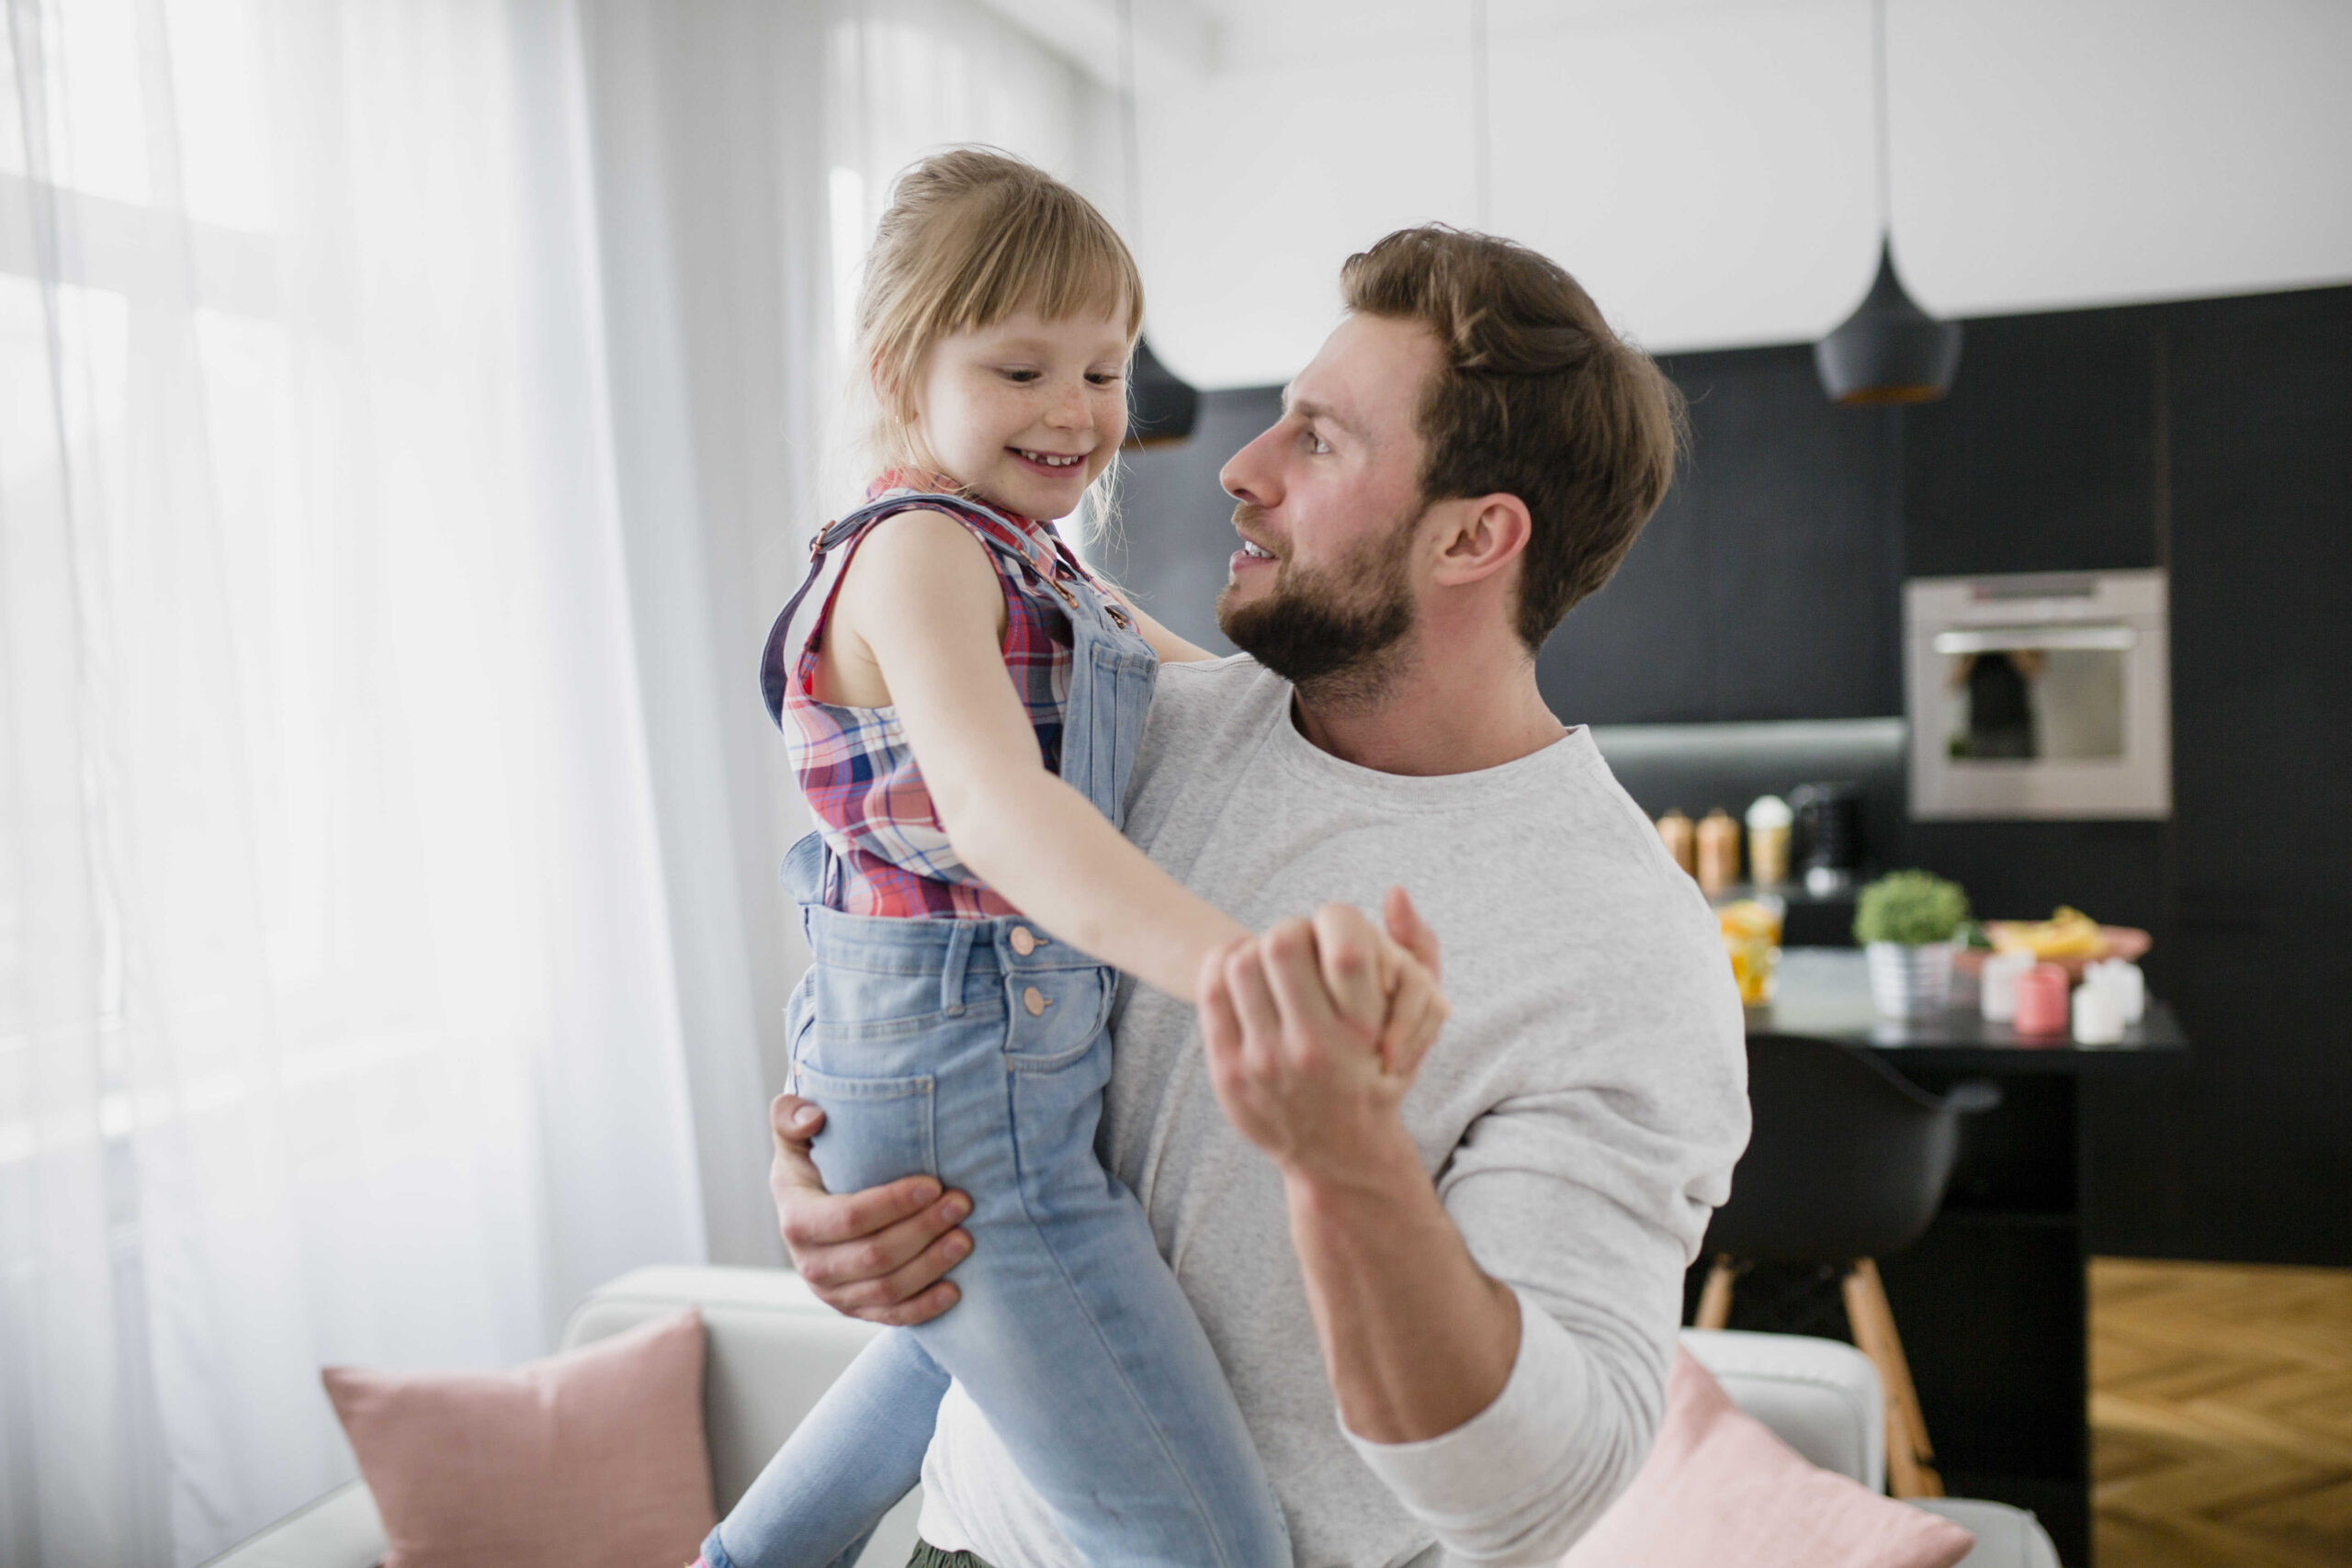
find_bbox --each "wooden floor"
[2091,1258,2352,1568]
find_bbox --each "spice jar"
[1656,809,1696,875]
[1696,808,1741,897]
[1746,795,1792,886]
[2012,963,2071,1036]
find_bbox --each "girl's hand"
[1303,890,1450,1079]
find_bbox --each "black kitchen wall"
[1108,281,2352,1268]
[1543,346,1907,723]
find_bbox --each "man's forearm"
[1283,1120,1521,1443]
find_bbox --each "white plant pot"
[1867,942,1955,1019]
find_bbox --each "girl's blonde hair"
[856,148,1146,489]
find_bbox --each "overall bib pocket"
[1000,965,1115,1070]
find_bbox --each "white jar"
[2073,980,2126,1044]
[1980,952,2036,1023]
[2086,959,2146,1024]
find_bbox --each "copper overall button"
[1023,986,1048,1017]
[1010,926,1037,956]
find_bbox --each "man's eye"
[1306,431,1332,455]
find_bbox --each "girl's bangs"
[950,195,1143,339]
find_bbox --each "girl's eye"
[1001,368,1041,384]
[1087,372,1123,387]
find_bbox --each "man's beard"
[1216,501,1419,704]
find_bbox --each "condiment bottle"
[1657,809,1696,875]
[1746,795,1792,886]
[1696,809,1741,897]
[2012,964,2071,1037]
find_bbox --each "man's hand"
[1197,888,1449,1186]
[768,1093,972,1325]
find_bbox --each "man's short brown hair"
[1340,226,1685,651]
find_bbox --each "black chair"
[1693,1034,2001,1498]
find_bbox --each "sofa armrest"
[1679,1327,1885,1491]
[1914,1498,2064,1568]
[1681,1329,2065,1567]
[196,1481,383,1568]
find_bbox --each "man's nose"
[1220,423,1284,505]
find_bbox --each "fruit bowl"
[1981,917,2151,981]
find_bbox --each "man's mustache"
[1231,502,1281,554]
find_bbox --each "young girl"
[695,150,1441,1568]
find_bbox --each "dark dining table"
[1725,947,2189,1566]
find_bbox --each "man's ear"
[1430,493,1532,589]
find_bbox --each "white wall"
[1124,0,2352,388]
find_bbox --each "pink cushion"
[1561,1348,1976,1568]
[322,1307,716,1568]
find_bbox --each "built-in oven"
[1905,570,2170,819]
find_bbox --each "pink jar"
[2012,964,2071,1036]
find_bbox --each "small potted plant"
[1854,870,1971,1018]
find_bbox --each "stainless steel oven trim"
[1905,570,2171,820]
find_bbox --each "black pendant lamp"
[1817,241,1962,405]
[1816,0,1960,405]
[1116,0,1198,449]
[1127,335,1200,447]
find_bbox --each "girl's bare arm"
[829,510,1245,1000]
[1116,595,1219,665]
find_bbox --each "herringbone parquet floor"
[2091,1258,2352,1568]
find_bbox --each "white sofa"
[203,1265,2061,1568]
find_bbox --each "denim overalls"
[705,495,1291,1568]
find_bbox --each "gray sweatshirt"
[917,657,1750,1566]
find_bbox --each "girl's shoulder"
[846,483,1045,566]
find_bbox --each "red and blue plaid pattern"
[781,478,1107,919]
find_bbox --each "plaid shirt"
[779,478,1111,919]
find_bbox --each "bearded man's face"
[1212,313,1442,695]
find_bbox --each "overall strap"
[758,491,1122,726]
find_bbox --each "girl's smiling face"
[909,305,1133,521]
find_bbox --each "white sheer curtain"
[0,1,707,1563]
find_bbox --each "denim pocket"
[795,1063,938,1192]
[1006,1025,1114,1213]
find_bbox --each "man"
[771,226,1749,1566]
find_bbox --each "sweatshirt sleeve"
[1342,897,1751,1565]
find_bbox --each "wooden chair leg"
[1851,1259,1937,1465]
[1842,1260,1945,1498]
[1694,1256,1737,1330]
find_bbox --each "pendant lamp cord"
[1871,0,1892,235]
[1472,0,1492,231]
[1118,0,1143,240]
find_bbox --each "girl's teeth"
[1023,451,1080,468]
